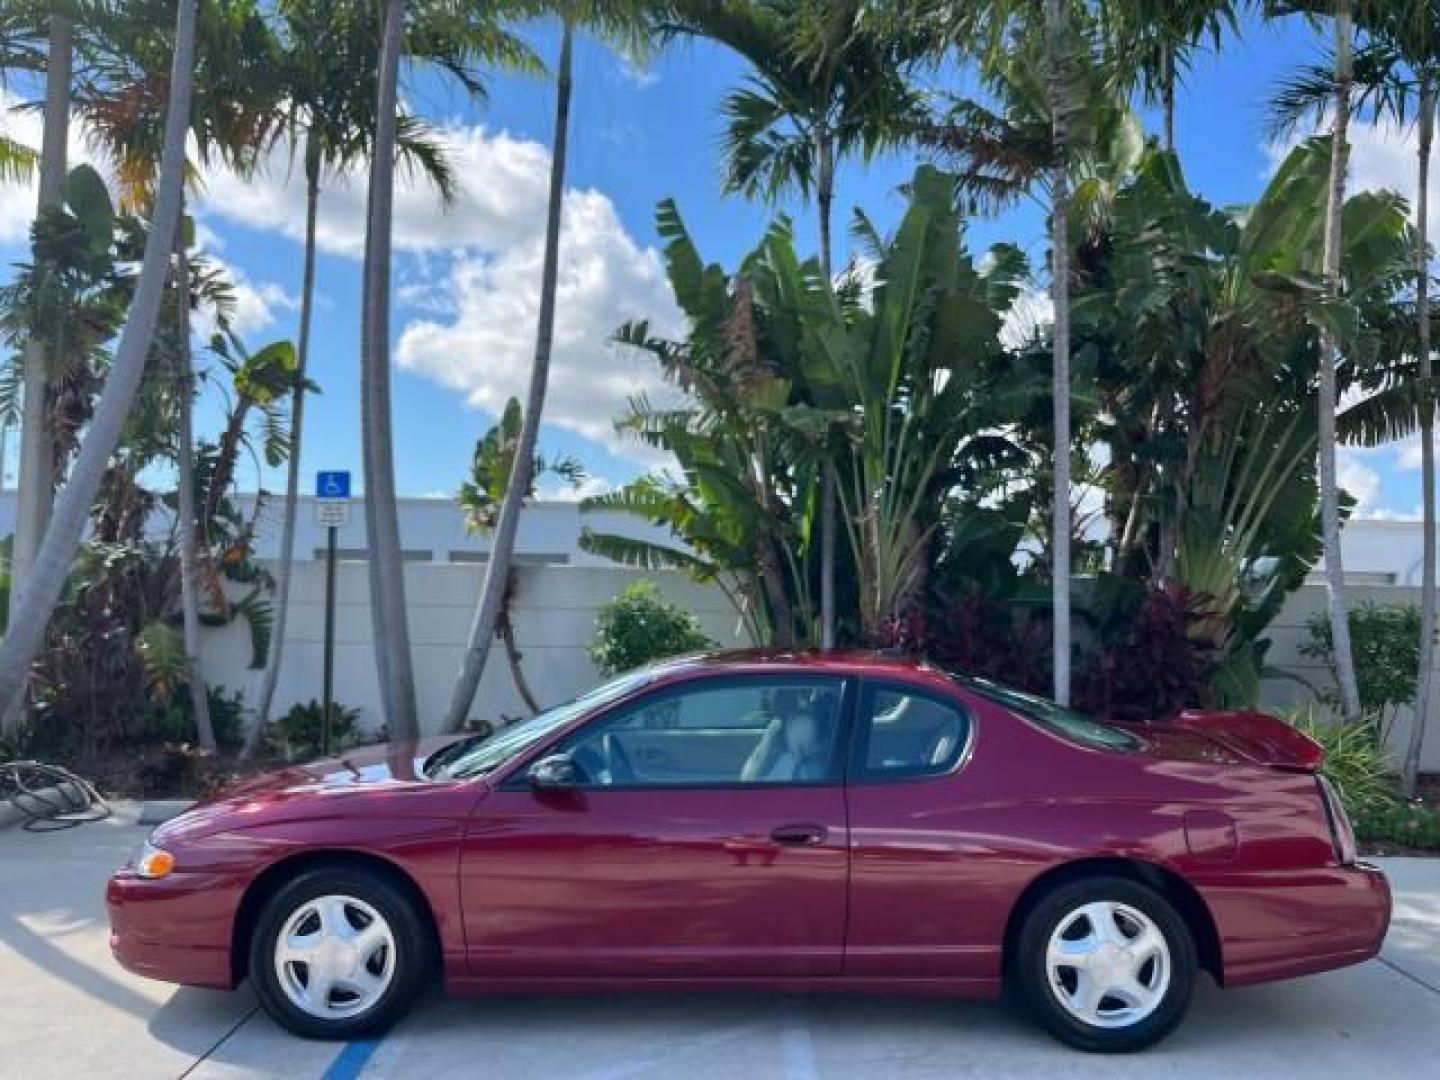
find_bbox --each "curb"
[0,781,87,830]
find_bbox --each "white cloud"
[394,188,683,461]
[1267,115,1437,246]
[194,122,556,258]
[190,119,685,463]
[538,475,613,503]
[616,55,659,89]
[1001,285,1054,349]
[0,89,101,244]
[211,266,299,340]
[1338,449,1382,513]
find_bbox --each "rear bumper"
[1203,861,1391,987]
[106,870,241,990]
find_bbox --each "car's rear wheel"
[1014,876,1195,1053]
[248,865,431,1039]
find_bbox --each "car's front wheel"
[248,864,431,1039]
[1014,876,1195,1052]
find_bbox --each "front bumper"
[1204,861,1391,987]
[106,869,243,989]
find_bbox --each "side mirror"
[527,753,579,790]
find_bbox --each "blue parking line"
[322,1037,382,1080]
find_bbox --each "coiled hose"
[1,761,110,832]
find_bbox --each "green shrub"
[1301,601,1421,743]
[265,699,362,761]
[1286,705,1401,818]
[588,580,715,677]
[1354,801,1440,850]
[138,686,246,753]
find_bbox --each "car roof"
[645,648,947,682]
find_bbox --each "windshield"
[427,667,657,780]
[949,672,1141,752]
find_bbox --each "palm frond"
[1339,378,1434,447]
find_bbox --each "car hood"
[192,736,468,807]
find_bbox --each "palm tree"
[660,1,922,648]
[1408,40,1438,796]
[1269,0,1440,787]
[1044,0,1075,705]
[443,1,649,733]
[1317,0,1363,721]
[360,0,411,736]
[75,0,284,749]
[458,396,583,714]
[247,0,531,754]
[172,230,215,749]
[0,0,198,718]
[912,1,1133,704]
[5,5,72,722]
[1101,0,1240,150]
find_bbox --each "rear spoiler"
[1173,709,1324,772]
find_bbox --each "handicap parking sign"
[316,471,351,500]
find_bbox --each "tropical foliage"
[0,0,1438,818]
[458,396,583,713]
[588,579,715,677]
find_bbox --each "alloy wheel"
[273,894,397,1020]
[1045,900,1171,1029]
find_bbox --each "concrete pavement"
[1,803,1437,1079]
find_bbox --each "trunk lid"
[1171,709,1324,772]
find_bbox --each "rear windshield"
[949,673,1141,752]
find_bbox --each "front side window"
[560,678,845,788]
[428,667,656,780]
[854,684,971,780]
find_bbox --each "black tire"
[1013,875,1195,1053]
[248,864,433,1040]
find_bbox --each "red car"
[107,651,1390,1052]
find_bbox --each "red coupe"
[107,651,1390,1052]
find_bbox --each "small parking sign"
[316,470,351,500]
[315,470,352,527]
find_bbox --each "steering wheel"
[602,732,637,784]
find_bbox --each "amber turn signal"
[136,841,176,879]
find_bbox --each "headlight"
[135,840,176,879]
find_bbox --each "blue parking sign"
[316,470,351,500]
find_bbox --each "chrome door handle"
[770,824,827,845]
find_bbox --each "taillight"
[1316,774,1357,865]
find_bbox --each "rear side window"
[953,674,1140,752]
[853,684,971,780]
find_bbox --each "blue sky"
[0,10,1432,517]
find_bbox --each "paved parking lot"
[2,803,1438,1079]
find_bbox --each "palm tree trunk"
[1405,74,1435,796]
[4,11,71,731]
[1162,42,1176,152]
[173,223,216,751]
[1318,0,1362,721]
[1045,0,1073,706]
[246,138,322,757]
[202,403,250,543]
[444,18,574,732]
[361,0,418,739]
[817,128,837,650]
[821,466,837,648]
[498,608,540,715]
[0,0,198,719]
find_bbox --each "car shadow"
[340,962,1435,1080]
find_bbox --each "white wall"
[0,490,686,567]
[201,562,751,736]
[1258,582,1440,771]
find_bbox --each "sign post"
[314,471,351,756]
